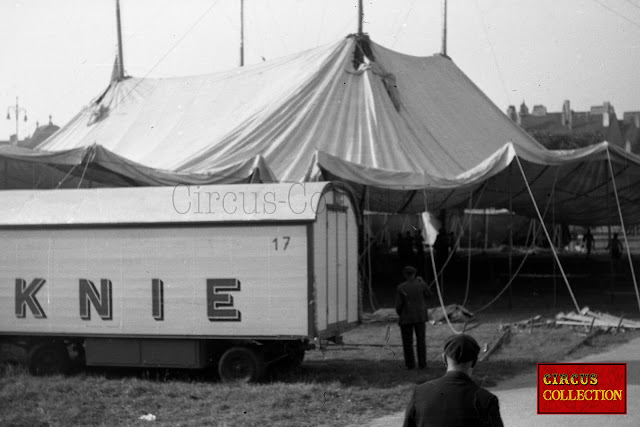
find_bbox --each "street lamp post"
[6,97,28,144]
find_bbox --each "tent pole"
[440,209,446,298]
[606,164,614,301]
[462,192,472,307]
[240,0,245,66]
[474,168,561,315]
[363,186,375,312]
[514,155,581,312]
[606,148,640,312]
[115,0,125,80]
[425,195,461,335]
[484,209,488,252]
[441,0,448,56]
[508,165,513,310]
[357,0,363,35]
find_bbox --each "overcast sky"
[2,0,640,140]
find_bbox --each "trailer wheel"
[218,347,265,383]
[28,343,70,376]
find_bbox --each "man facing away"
[607,232,623,261]
[395,266,431,370]
[583,228,595,258]
[403,334,504,427]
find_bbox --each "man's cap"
[402,266,417,276]
[443,334,480,363]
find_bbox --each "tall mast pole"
[14,97,19,141]
[116,0,125,80]
[441,0,448,56]
[6,97,27,143]
[240,0,245,66]
[358,0,363,35]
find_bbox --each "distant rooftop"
[3,115,60,149]
[506,100,626,149]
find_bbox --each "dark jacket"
[403,371,503,427]
[395,278,430,325]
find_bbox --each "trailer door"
[312,190,357,339]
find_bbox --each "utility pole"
[441,0,448,56]
[358,0,363,35]
[6,97,28,144]
[240,0,245,66]
[115,0,125,80]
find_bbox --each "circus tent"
[1,35,639,227]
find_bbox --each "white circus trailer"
[0,182,359,381]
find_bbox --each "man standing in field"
[403,334,503,427]
[395,266,431,370]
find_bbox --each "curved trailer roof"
[0,182,354,226]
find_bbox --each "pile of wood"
[555,307,640,332]
[509,315,555,333]
[362,308,398,323]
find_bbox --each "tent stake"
[615,315,624,335]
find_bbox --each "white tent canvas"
[1,34,638,226]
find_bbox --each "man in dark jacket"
[395,266,431,370]
[403,334,503,426]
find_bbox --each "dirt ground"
[302,311,631,388]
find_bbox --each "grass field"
[2,317,638,427]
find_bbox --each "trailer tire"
[218,347,265,383]
[28,343,70,376]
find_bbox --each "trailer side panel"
[0,225,308,337]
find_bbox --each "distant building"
[506,105,518,123]
[6,115,61,149]
[519,101,529,117]
[531,105,547,116]
[590,103,615,115]
[621,112,640,153]
[21,115,60,149]
[506,100,626,151]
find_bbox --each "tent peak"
[348,33,375,71]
